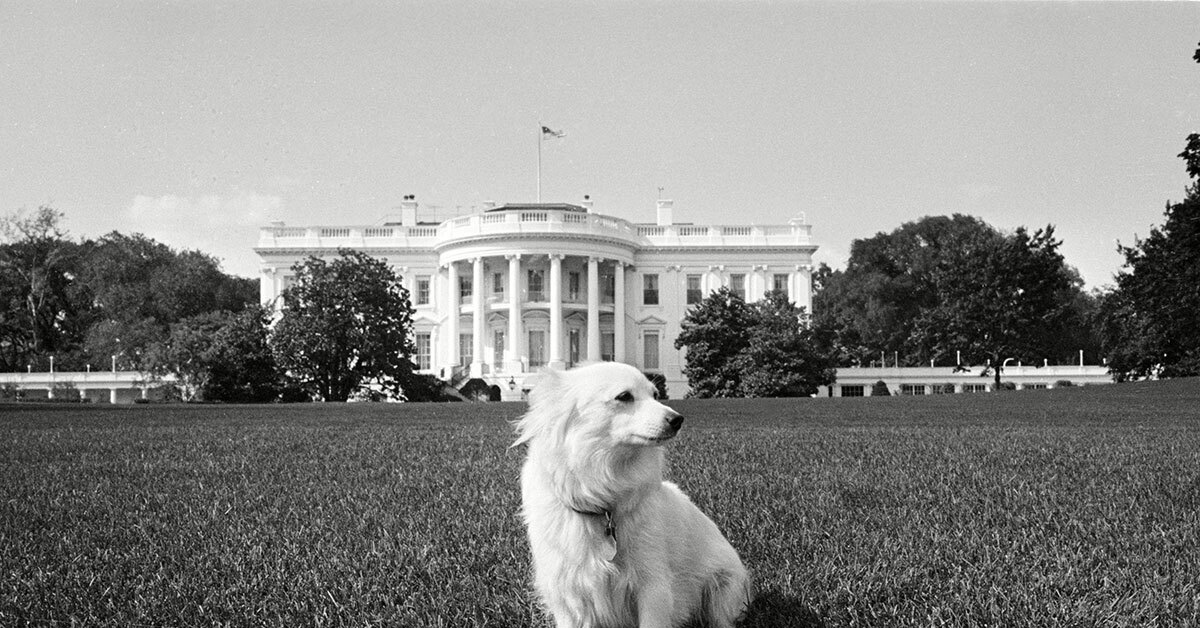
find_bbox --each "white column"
[549,254,565,369]
[471,257,485,377]
[446,262,460,374]
[587,256,601,361]
[795,264,813,315]
[507,254,523,372]
[752,264,768,301]
[708,264,724,295]
[614,262,626,364]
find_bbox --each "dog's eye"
[615,391,635,403]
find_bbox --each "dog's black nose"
[667,412,684,431]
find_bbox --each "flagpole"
[537,124,542,202]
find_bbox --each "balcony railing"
[257,208,813,251]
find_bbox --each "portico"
[442,253,630,378]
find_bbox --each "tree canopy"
[1096,43,1200,381]
[0,208,258,376]
[153,306,282,402]
[270,249,418,402]
[1099,154,1200,380]
[675,288,834,398]
[814,215,1095,385]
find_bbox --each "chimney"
[582,194,594,212]
[656,199,674,226]
[400,195,418,226]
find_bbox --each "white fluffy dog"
[513,362,752,628]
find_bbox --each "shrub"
[871,380,891,396]
[644,372,668,400]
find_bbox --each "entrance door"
[529,330,546,368]
[568,329,581,367]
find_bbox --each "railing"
[258,208,814,251]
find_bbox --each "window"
[493,330,505,368]
[643,274,659,305]
[568,329,581,367]
[601,273,615,304]
[643,331,660,370]
[931,383,956,395]
[601,332,615,362]
[493,272,505,298]
[459,334,472,368]
[900,384,926,396]
[459,275,473,301]
[415,333,431,370]
[416,276,431,305]
[730,274,746,300]
[568,272,581,301]
[528,269,545,301]
[686,274,703,305]
[528,330,546,368]
[772,273,789,297]
[963,384,988,393]
[840,385,864,397]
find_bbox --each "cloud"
[812,242,848,272]
[124,192,284,278]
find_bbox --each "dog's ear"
[511,368,573,448]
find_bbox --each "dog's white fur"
[514,362,752,628]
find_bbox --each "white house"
[254,197,818,399]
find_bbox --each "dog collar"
[571,507,618,560]
[571,507,616,537]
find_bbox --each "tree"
[1096,44,1200,380]
[735,291,836,397]
[76,232,258,370]
[270,249,417,402]
[815,215,1095,383]
[1100,177,1200,380]
[153,306,281,402]
[674,287,753,397]
[0,207,92,371]
[813,215,1002,367]
[909,225,1077,387]
[675,288,834,398]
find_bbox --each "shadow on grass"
[739,589,825,628]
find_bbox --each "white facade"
[254,198,817,399]
[824,364,1113,397]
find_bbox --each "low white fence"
[824,365,1113,397]
[0,371,176,404]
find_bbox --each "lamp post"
[508,377,516,391]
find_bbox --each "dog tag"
[600,533,618,562]
[601,511,617,561]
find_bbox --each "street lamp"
[508,377,517,391]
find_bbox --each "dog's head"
[512,362,684,451]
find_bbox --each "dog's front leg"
[636,584,676,628]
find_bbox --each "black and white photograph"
[2,2,1198,626]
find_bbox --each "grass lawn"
[2,380,1199,627]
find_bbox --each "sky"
[2,1,1197,289]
